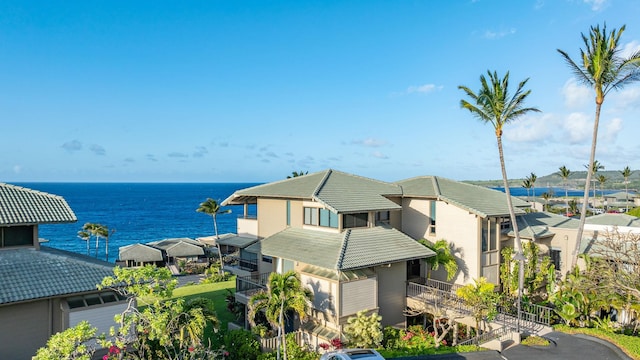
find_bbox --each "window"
[482,218,497,252]
[429,201,437,234]
[1,226,33,247]
[343,213,368,228]
[262,255,273,263]
[500,219,511,231]
[66,291,127,309]
[376,211,390,225]
[303,207,318,225]
[319,209,339,228]
[304,207,338,228]
[550,249,561,270]
[286,200,291,226]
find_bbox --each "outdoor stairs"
[168,264,180,275]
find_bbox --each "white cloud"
[192,146,208,158]
[562,78,591,108]
[620,40,640,58]
[603,117,623,142]
[407,84,441,94]
[503,114,552,143]
[563,112,592,144]
[61,140,82,152]
[371,151,388,159]
[583,0,608,11]
[483,28,516,39]
[613,87,640,110]
[89,144,106,156]
[352,138,387,147]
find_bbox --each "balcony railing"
[236,272,272,295]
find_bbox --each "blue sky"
[1,0,639,183]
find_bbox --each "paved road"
[393,331,632,360]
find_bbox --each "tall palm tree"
[558,23,640,270]
[541,192,552,211]
[79,223,108,258]
[248,271,312,360]
[529,172,537,200]
[522,178,532,203]
[621,166,633,212]
[559,166,571,216]
[459,70,540,316]
[597,174,608,201]
[584,160,605,200]
[196,198,231,271]
[419,239,458,281]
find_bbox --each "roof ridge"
[431,176,442,197]
[312,169,333,198]
[0,182,66,200]
[336,229,351,270]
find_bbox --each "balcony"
[235,272,271,304]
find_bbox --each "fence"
[260,331,303,352]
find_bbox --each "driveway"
[393,331,632,360]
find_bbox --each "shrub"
[521,335,550,346]
[223,329,261,360]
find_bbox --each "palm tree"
[621,166,633,212]
[521,178,532,203]
[558,23,640,270]
[286,171,308,179]
[559,166,571,216]
[541,192,552,211]
[529,172,537,199]
[248,271,312,360]
[196,198,231,271]
[597,174,608,201]
[79,223,108,258]
[459,70,540,312]
[585,160,605,200]
[419,239,458,281]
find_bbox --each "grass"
[172,277,238,332]
[521,335,550,346]
[555,324,640,360]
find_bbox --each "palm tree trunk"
[565,181,569,217]
[280,300,287,360]
[212,216,225,271]
[496,135,525,332]
[572,103,601,270]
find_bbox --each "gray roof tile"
[0,247,115,305]
[260,226,434,271]
[0,183,77,225]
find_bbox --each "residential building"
[0,183,126,359]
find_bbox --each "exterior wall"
[68,302,128,340]
[376,262,407,328]
[537,227,577,275]
[257,199,287,238]
[339,277,377,319]
[237,218,258,238]
[289,200,304,228]
[403,198,481,284]
[299,273,339,329]
[0,299,50,360]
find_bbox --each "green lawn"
[171,277,238,329]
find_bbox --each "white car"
[319,348,385,360]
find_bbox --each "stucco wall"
[0,299,50,360]
[376,262,407,327]
[257,198,287,238]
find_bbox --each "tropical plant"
[78,223,108,258]
[286,171,308,178]
[459,70,540,303]
[223,329,261,360]
[558,23,640,270]
[541,192,552,211]
[621,166,633,212]
[419,239,458,281]
[343,310,384,349]
[197,198,232,271]
[33,321,99,360]
[247,271,312,360]
[597,174,608,201]
[456,277,500,333]
[559,165,571,216]
[528,172,537,199]
[521,178,532,202]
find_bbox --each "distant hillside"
[467,169,640,191]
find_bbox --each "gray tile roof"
[118,243,164,262]
[585,213,640,227]
[506,212,579,240]
[260,226,435,271]
[396,176,530,217]
[0,183,77,225]
[0,247,115,305]
[222,169,402,213]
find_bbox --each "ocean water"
[494,187,620,197]
[16,183,259,262]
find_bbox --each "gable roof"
[222,169,402,213]
[585,213,640,228]
[0,183,77,225]
[507,212,579,239]
[396,176,530,217]
[118,243,164,262]
[260,226,435,271]
[0,247,115,305]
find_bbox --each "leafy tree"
[568,199,579,215]
[459,70,540,304]
[197,198,232,271]
[559,166,571,216]
[223,329,261,360]
[419,239,458,281]
[558,23,640,270]
[621,166,633,212]
[248,271,312,360]
[99,265,222,359]
[521,178,532,202]
[456,278,500,333]
[33,321,98,360]
[286,171,308,178]
[343,310,383,349]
